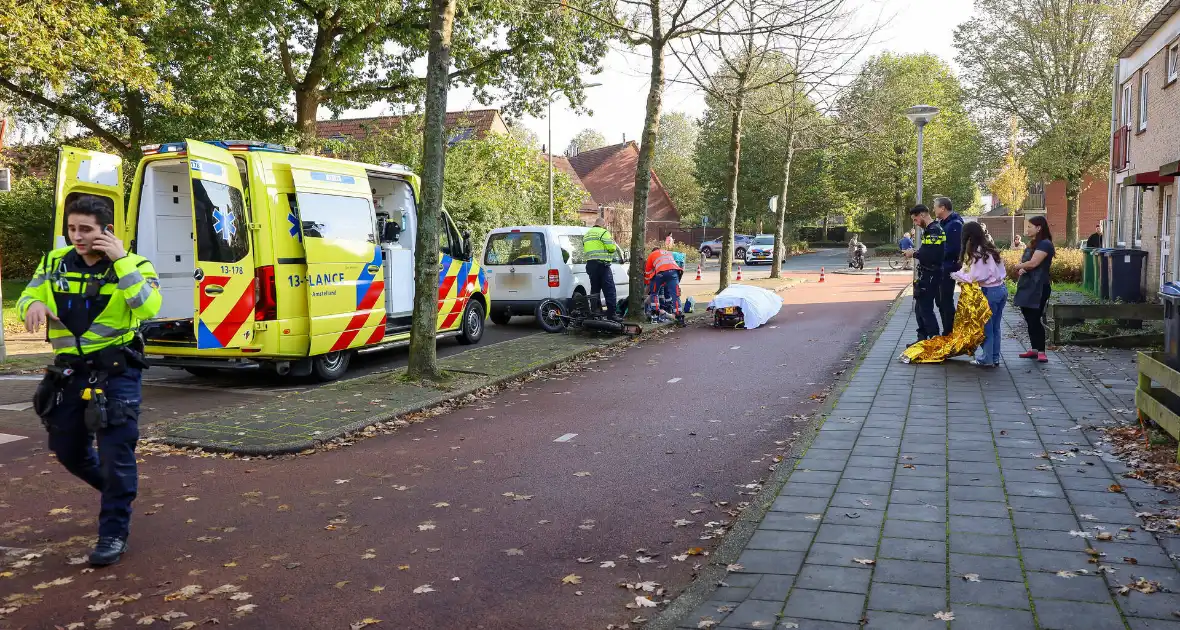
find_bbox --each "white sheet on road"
[707,284,783,329]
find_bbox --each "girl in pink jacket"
[951,222,1008,367]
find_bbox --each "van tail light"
[548,269,560,288]
[255,265,278,321]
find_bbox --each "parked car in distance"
[699,234,754,260]
[745,234,779,265]
[483,225,630,326]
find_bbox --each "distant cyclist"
[897,232,914,270]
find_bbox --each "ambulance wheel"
[490,310,512,326]
[312,351,351,382]
[536,299,566,333]
[457,300,485,345]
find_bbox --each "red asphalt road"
[0,273,907,630]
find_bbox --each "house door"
[1164,191,1175,287]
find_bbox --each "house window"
[1169,42,1179,83]
[1139,71,1149,131]
[1134,187,1144,245]
[1121,83,1133,127]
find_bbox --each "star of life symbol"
[288,211,302,241]
[213,206,236,242]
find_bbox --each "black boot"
[89,536,128,566]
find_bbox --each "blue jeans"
[651,270,681,313]
[978,284,1008,365]
[45,367,142,539]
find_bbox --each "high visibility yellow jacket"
[583,226,617,262]
[18,246,163,355]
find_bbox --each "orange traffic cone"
[695,263,702,281]
[736,265,743,281]
[874,267,881,283]
[819,267,826,283]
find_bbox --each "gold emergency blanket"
[900,282,991,364]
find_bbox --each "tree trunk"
[1065,175,1081,246]
[626,15,665,319]
[125,90,147,156]
[719,92,745,292]
[295,87,321,154]
[770,135,795,279]
[407,0,457,381]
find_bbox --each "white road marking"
[554,433,578,442]
[0,402,33,412]
[667,377,682,384]
[730,346,741,350]
[0,433,27,445]
[0,376,43,382]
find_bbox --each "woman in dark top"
[1011,216,1055,362]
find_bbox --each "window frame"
[1169,42,1180,84]
[1134,186,1145,246]
[1139,70,1150,132]
[482,231,549,266]
[1121,83,1133,128]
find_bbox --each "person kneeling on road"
[20,194,162,567]
[645,246,683,321]
[583,218,621,321]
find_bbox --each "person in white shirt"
[950,221,1008,367]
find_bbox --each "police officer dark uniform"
[904,204,945,343]
[583,218,621,319]
[19,193,162,566]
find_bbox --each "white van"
[483,225,630,325]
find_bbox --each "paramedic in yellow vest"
[583,218,620,320]
[19,193,162,567]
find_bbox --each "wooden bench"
[1137,351,1180,463]
[1047,302,1163,346]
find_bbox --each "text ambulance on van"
[54,140,489,381]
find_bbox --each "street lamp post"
[547,83,602,225]
[904,105,939,340]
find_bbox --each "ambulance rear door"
[291,165,386,356]
[186,139,256,350]
[53,147,125,248]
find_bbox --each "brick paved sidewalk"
[676,300,1180,630]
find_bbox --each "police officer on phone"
[19,193,162,566]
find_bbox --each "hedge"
[1000,247,1082,284]
[0,176,54,278]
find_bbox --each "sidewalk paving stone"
[666,299,1180,630]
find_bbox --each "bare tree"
[750,0,878,279]
[671,0,847,289]
[407,0,458,381]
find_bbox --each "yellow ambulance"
[54,139,489,381]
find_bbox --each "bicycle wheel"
[889,255,903,270]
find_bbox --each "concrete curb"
[155,280,804,457]
[645,284,909,630]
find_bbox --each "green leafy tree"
[651,111,703,225]
[566,128,607,155]
[954,0,1152,244]
[835,53,982,238]
[258,0,612,150]
[507,123,540,150]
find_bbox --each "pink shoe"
[1037,352,1048,363]
[1018,351,1037,359]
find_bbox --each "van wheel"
[536,299,566,333]
[490,310,511,326]
[457,300,485,345]
[312,351,351,382]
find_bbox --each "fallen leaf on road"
[573,472,591,477]
[184,497,199,502]
[1080,514,1097,520]
[412,584,435,594]
[780,624,799,629]
[934,611,954,621]
[48,506,72,515]
[174,623,197,630]
[1109,484,1123,493]
[222,561,237,568]
[686,547,706,555]
[1056,571,1077,578]
[636,556,655,564]
[417,521,436,531]
[83,590,103,598]
[673,519,694,527]
[1069,531,1093,539]
[335,581,350,589]
[397,565,410,570]
[160,612,187,621]
[698,619,717,629]
[600,561,616,568]
[276,505,290,512]
[350,618,381,629]
[32,576,73,589]
[504,548,524,556]
[726,564,743,572]
[903,464,916,469]
[538,520,551,525]
[370,586,385,593]
[432,502,450,508]
[804,514,822,520]
[94,611,125,629]
[229,592,252,601]
[1117,577,1160,594]
[234,604,257,617]
[209,584,239,595]
[165,585,203,601]
[562,574,582,585]
[852,558,875,565]
[961,574,981,582]
[137,616,156,625]
[361,552,377,560]
[634,596,657,608]
[672,554,688,562]
[1097,533,1113,541]
[335,479,351,484]
[88,600,114,612]
[577,557,593,564]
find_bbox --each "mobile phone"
[102,225,113,236]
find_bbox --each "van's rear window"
[194,180,250,263]
[484,232,546,266]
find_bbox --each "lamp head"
[905,105,940,126]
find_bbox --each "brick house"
[1107,0,1180,294]
[565,141,681,240]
